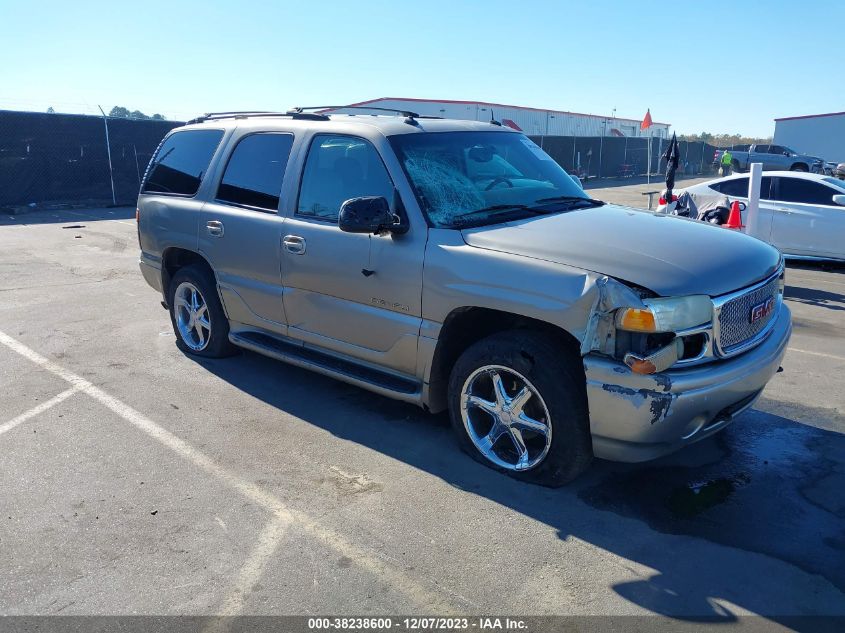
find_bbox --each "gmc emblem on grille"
[750,297,775,324]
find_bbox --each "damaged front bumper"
[583,304,792,462]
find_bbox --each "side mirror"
[338,196,396,234]
[832,194,845,207]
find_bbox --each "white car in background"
[667,171,845,261]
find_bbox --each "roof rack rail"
[290,105,422,118]
[186,110,329,125]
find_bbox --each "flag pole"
[641,108,653,185]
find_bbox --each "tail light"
[658,194,678,205]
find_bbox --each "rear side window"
[142,129,223,196]
[713,176,772,198]
[777,178,838,205]
[216,133,294,211]
[754,145,770,154]
[713,177,749,197]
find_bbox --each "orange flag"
[641,109,653,130]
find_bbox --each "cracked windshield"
[390,131,601,228]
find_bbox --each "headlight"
[616,295,712,333]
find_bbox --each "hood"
[461,205,781,297]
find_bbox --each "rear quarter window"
[142,129,224,196]
[712,177,749,197]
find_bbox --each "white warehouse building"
[774,111,845,163]
[327,97,671,138]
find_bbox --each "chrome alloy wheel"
[459,365,553,471]
[174,281,211,351]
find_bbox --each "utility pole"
[98,105,117,205]
[599,121,604,178]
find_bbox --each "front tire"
[790,163,809,172]
[168,265,236,358]
[447,331,592,486]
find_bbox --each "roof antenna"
[490,108,502,126]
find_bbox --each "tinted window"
[713,176,771,198]
[216,133,293,211]
[777,178,838,205]
[760,176,772,199]
[823,177,845,192]
[297,135,394,221]
[142,129,223,196]
[754,145,770,154]
[713,177,749,197]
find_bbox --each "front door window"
[297,135,395,221]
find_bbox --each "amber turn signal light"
[623,339,683,375]
[625,357,658,375]
[616,308,656,333]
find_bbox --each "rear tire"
[447,331,593,487]
[168,265,236,358]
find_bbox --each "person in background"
[721,148,733,176]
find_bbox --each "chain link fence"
[530,135,719,181]
[0,110,182,209]
[1,110,721,210]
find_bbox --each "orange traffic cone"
[724,201,744,230]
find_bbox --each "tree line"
[45,106,167,120]
[678,132,773,148]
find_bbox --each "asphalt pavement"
[0,202,843,626]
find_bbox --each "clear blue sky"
[2,0,842,137]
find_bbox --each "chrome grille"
[716,274,781,353]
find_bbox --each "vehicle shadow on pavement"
[784,285,845,312]
[786,260,845,276]
[192,351,845,623]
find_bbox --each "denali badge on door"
[750,297,775,324]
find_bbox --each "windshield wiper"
[460,204,532,215]
[451,204,542,228]
[452,198,604,229]
[533,195,605,207]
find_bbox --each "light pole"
[599,121,604,178]
[98,105,117,206]
[599,108,617,179]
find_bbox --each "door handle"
[283,235,306,255]
[206,220,224,237]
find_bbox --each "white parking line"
[788,347,845,362]
[0,329,463,613]
[215,514,290,618]
[0,387,79,437]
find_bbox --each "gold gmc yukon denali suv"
[138,109,791,485]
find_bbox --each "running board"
[229,331,422,404]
